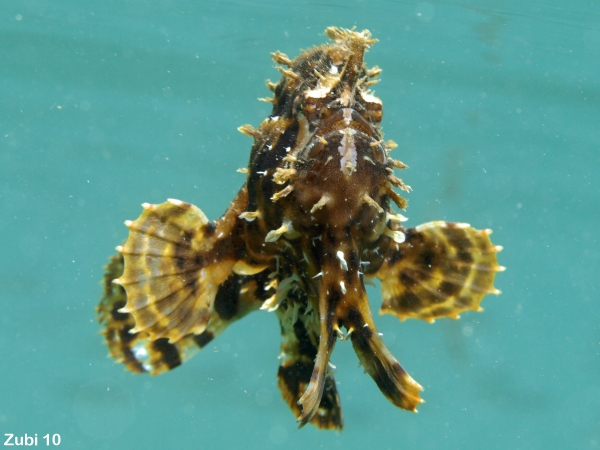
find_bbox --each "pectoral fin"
[376,221,504,322]
[98,249,270,375]
[113,190,250,343]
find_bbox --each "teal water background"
[2,1,599,448]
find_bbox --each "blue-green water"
[2,1,599,448]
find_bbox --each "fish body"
[97,27,503,430]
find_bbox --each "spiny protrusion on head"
[363,155,376,165]
[385,140,398,151]
[266,79,278,92]
[258,97,274,103]
[387,212,408,223]
[384,227,406,244]
[273,167,297,184]
[363,78,380,87]
[271,50,292,66]
[325,26,378,47]
[265,222,290,243]
[388,174,411,192]
[271,185,294,202]
[363,194,384,214]
[238,211,261,222]
[305,67,343,100]
[310,194,331,214]
[391,159,408,170]
[367,65,382,78]
[387,188,407,210]
[237,167,249,174]
[278,67,301,80]
[237,124,256,137]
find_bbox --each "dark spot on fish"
[348,249,360,269]
[151,338,182,369]
[438,281,462,297]
[294,319,318,360]
[400,271,418,288]
[398,292,422,312]
[347,308,370,339]
[203,222,217,237]
[111,300,129,322]
[432,307,451,317]
[214,275,241,320]
[457,250,473,263]
[416,248,437,272]
[193,330,214,348]
[278,361,313,397]
[443,228,473,250]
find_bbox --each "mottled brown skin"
[97,27,503,430]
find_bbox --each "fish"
[97,26,504,430]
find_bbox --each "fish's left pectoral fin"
[376,221,503,322]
